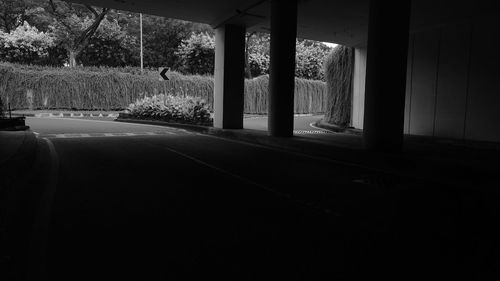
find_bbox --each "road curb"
[314,119,362,135]
[10,112,119,118]
[114,117,362,157]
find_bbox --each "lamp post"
[140,13,143,74]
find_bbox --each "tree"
[175,32,215,75]
[78,17,138,67]
[295,39,332,80]
[47,0,109,67]
[0,0,35,33]
[139,15,212,69]
[246,32,270,78]
[244,33,331,80]
[0,21,55,64]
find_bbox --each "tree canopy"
[0,0,332,79]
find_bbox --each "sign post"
[159,67,170,95]
[159,67,170,81]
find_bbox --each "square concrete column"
[268,0,298,137]
[363,0,411,152]
[213,24,246,129]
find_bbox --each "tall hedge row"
[323,46,354,127]
[0,63,326,114]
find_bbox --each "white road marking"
[30,116,174,128]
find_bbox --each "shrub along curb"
[117,112,213,127]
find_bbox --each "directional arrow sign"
[159,67,170,81]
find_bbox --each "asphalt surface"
[3,117,499,280]
[26,115,327,135]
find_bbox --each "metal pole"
[140,13,144,74]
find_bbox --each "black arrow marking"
[160,68,169,80]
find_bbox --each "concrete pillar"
[268,0,298,137]
[351,47,367,130]
[363,0,412,152]
[213,24,246,129]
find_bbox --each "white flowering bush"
[126,94,212,124]
[0,21,55,64]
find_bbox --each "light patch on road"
[294,130,332,134]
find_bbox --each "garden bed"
[117,112,213,127]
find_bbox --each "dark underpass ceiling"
[66,0,500,47]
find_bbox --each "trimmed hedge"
[323,46,354,127]
[0,63,326,114]
[0,63,213,111]
[244,75,327,114]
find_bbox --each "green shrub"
[127,94,212,124]
[175,32,215,75]
[0,22,56,65]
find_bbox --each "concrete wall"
[352,14,500,142]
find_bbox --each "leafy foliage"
[0,0,331,77]
[246,32,270,78]
[134,15,212,69]
[46,0,109,67]
[245,33,332,80]
[0,21,55,64]
[78,18,138,67]
[175,32,215,75]
[127,94,212,124]
[295,40,331,80]
[0,0,40,33]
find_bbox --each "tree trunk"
[68,50,77,67]
[244,32,256,79]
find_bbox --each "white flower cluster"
[0,21,55,58]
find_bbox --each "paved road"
[27,114,327,135]
[243,114,327,134]
[5,117,496,280]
